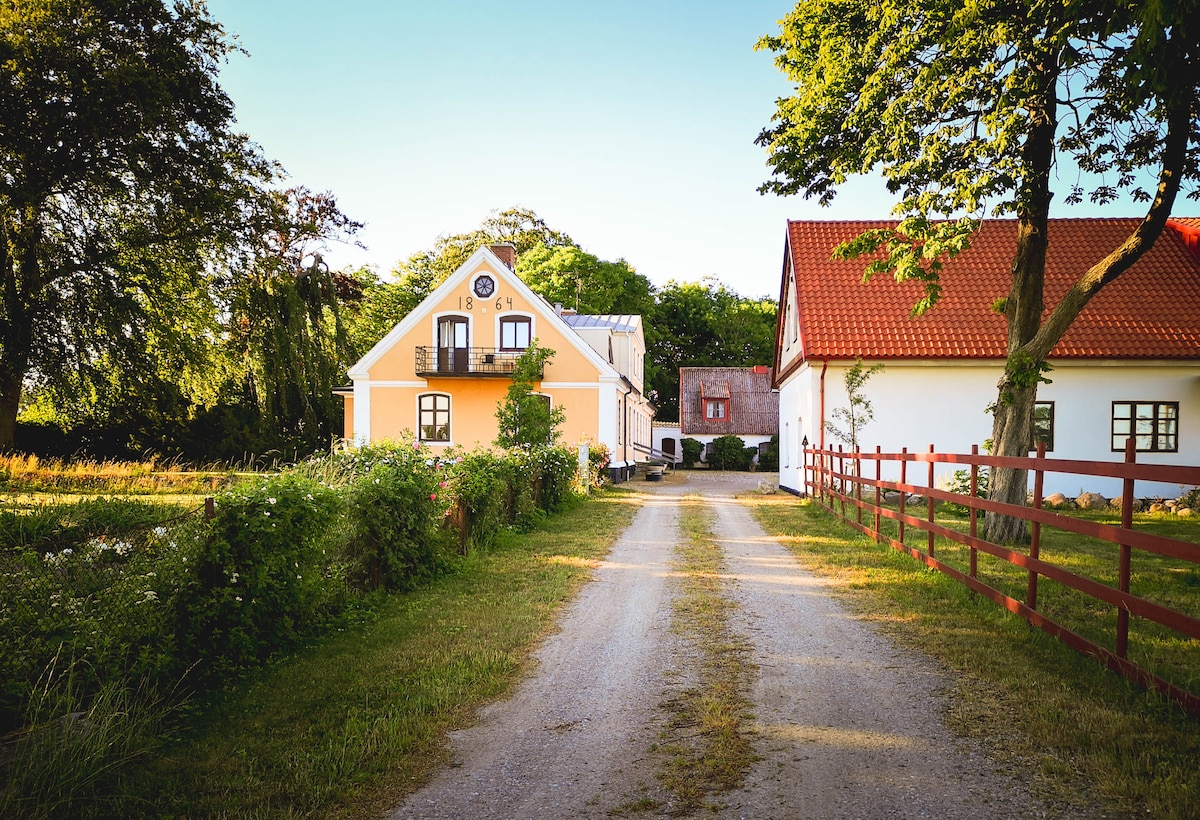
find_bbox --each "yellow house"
[339,245,654,481]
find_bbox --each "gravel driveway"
[390,471,1084,819]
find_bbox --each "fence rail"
[803,440,1200,717]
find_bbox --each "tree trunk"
[985,379,1036,543]
[983,46,1057,544]
[0,373,19,452]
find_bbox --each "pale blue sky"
[203,1,1174,300]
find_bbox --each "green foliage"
[517,243,654,315]
[758,435,780,472]
[681,437,704,468]
[646,278,776,421]
[941,467,990,514]
[708,435,754,471]
[176,474,345,683]
[345,463,451,591]
[495,343,565,450]
[0,0,277,451]
[824,359,884,452]
[392,206,575,304]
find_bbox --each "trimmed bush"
[709,435,754,471]
[681,437,703,468]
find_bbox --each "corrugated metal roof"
[784,218,1200,360]
[562,314,641,333]
[680,366,778,436]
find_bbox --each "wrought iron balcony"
[415,347,540,378]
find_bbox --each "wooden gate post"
[1027,442,1045,610]
[1117,438,1137,658]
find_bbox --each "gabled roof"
[680,366,778,436]
[781,218,1200,362]
[347,245,622,381]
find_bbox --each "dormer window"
[700,379,731,422]
[705,399,728,420]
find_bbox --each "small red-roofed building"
[773,218,1200,498]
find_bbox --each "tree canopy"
[646,278,777,421]
[0,0,276,451]
[757,0,1200,540]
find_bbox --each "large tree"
[516,243,654,316]
[757,0,1200,541]
[0,0,274,450]
[647,278,777,420]
[393,206,575,307]
[219,187,364,454]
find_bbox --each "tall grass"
[0,454,240,495]
[0,651,181,819]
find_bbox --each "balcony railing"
[415,347,540,378]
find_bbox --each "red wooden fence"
[802,440,1200,717]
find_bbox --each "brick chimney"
[488,243,516,270]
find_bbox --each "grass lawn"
[125,488,641,819]
[747,493,1200,819]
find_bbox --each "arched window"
[418,394,451,442]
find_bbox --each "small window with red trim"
[704,399,728,421]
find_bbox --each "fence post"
[898,447,907,545]
[855,446,863,526]
[1117,438,1136,658]
[874,445,882,542]
[838,446,847,518]
[969,444,978,578]
[1027,442,1045,610]
[204,496,215,520]
[927,444,935,557]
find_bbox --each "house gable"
[680,366,778,437]
[348,246,621,382]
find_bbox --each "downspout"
[818,359,828,451]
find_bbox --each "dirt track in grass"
[389,471,1096,819]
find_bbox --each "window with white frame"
[419,393,450,442]
[499,316,531,351]
[705,399,727,420]
[1111,401,1178,453]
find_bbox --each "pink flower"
[439,481,447,488]
[430,493,437,501]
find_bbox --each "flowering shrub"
[0,439,585,737]
[174,473,343,682]
[445,451,507,550]
[345,461,451,590]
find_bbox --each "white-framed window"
[418,393,451,442]
[499,315,532,351]
[705,399,728,420]
[1112,401,1178,453]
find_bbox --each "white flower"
[264,511,271,517]
[235,596,243,602]
[267,497,277,505]
[152,526,168,538]
[142,590,158,602]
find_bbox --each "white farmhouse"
[773,218,1200,499]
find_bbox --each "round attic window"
[473,274,495,298]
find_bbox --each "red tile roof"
[784,218,1200,360]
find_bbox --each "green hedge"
[0,442,582,733]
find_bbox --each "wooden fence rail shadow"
[802,440,1200,717]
